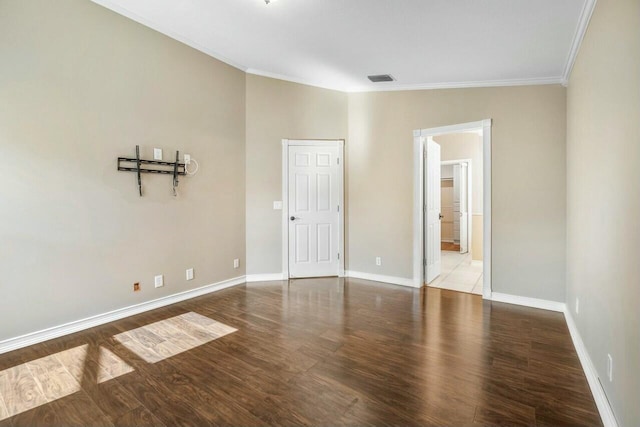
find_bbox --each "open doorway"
[412,120,491,299]
[432,133,483,294]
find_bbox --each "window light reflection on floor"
[113,312,237,363]
[0,344,133,421]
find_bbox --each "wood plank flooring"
[441,242,461,251]
[0,278,602,426]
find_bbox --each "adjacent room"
[428,131,484,295]
[1,0,638,426]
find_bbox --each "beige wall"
[245,75,348,275]
[566,0,640,425]
[434,133,484,260]
[348,85,566,301]
[0,0,246,341]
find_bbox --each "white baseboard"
[564,310,619,427]
[245,273,285,282]
[346,270,418,288]
[0,275,246,355]
[490,292,566,312]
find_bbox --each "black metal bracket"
[118,145,186,196]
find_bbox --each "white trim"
[561,0,598,85]
[249,69,563,93]
[349,77,564,93]
[246,68,348,93]
[490,292,565,312]
[0,276,245,355]
[564,310,619,427]
[346,271,418,288]
[92,1,568,93]
[440,159,472,166]
[413,119,492,300]
[281,139,345,280]
[245,273,285,282]
[90,0,247,72]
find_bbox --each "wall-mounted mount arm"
[117,146,186,197]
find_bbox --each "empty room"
[0,0,638,426]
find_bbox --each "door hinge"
[337,205,340,212]
[338,253,340,260]
[337,157,340,165]
[423,258,427,266]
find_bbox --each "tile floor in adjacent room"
[428,250,483,294]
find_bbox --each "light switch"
[273,201,283,210]
[154,148,162,160]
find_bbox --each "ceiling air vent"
[367,74,395,83]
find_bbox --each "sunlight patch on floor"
[0,344,133,421]
[113,312,237,363]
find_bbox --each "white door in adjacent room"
[288,145,341,278]
[459,162,469,254]
[425,137,442,284]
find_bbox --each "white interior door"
[288,145,340,278]
[424,138,442,284]
[453,164,461,243]
[459,163,469,254]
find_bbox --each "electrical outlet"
[376,257,382,266]
[575,298,579,314]
[273,201,283,210]
[186,268,194,280]
[133,282,140,292]
[184,154,191,165]
[234,259,240,269]
[154,275,164,288]
[154,148,162,160]
[607,354,613,382]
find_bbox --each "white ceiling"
[92,0,591,92]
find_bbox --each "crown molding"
[347,77,565,93]
[245,68,349,92]
[562,0,598,85]
[92,0,571,93]
[90,0,247,72]
[247,71,564,93]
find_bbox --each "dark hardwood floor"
[0,278,602,426]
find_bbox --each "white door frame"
[441,159,473,254]
[413,120,492,299]
[281,139,345,280]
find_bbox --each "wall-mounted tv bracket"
[117,145,186,196]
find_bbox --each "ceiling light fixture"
[264,0,277,4]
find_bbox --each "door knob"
[439,213,444,220]
[290,216,299,221]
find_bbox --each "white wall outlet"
[607,354,613,382]
[184,154,191,165]
[186,268,194,281]
[273,201,283,210]
[376,257,382,266]
[234,259,240,269]
[575,298,579,314]
[154,274,164,288]
[153,148,163,160]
